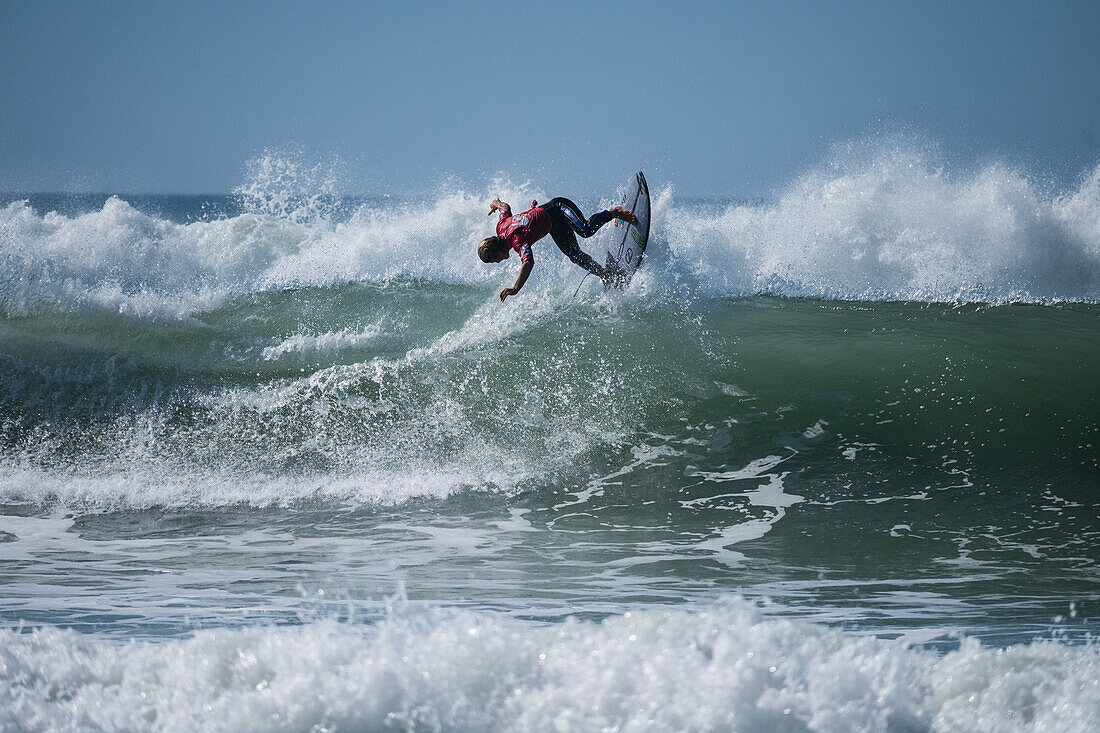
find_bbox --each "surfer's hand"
[489,198,507,216]
[499,287,518,302]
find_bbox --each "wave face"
[1,142,1098,730]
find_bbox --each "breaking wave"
[1,140,1098,321]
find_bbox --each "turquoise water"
[1,150,1098,730]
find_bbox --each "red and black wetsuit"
[495,198,617,277]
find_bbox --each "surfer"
[479,197,637,301]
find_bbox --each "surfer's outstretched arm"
[500,254,533,302]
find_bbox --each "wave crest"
[2,139,1098,324]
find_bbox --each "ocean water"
[1,146,1098,731]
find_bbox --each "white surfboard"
[602,172,651,288]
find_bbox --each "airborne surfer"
[479,197,637,302]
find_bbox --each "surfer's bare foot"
[609,206,637,226]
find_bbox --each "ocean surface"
[1,148,1099,731]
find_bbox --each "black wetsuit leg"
[540,197,617,277]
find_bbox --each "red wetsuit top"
[496,201,551,263]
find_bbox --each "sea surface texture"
[1,149,1099,731]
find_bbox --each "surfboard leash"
[572,272,592,299]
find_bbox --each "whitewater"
[1,143,1098,731]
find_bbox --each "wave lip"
[1,600,1096,732]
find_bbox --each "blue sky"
[2,0,1098,196]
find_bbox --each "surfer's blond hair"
[478,236,508,263]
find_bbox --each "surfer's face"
[490,249,509,263]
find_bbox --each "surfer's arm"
[500,253,533,302]
[488,198,511,217]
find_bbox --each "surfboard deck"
[602,172,650,289]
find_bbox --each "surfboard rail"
[602,171,651,289]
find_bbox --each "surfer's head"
[478,236,510,263]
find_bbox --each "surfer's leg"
[542,199,605,275]
[548,226,605,277]
[544,197,615,238]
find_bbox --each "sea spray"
[658,140,1100,302]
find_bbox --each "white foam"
[0,461,492,511]
[0,196,316,319]
[1,600,1095,732]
